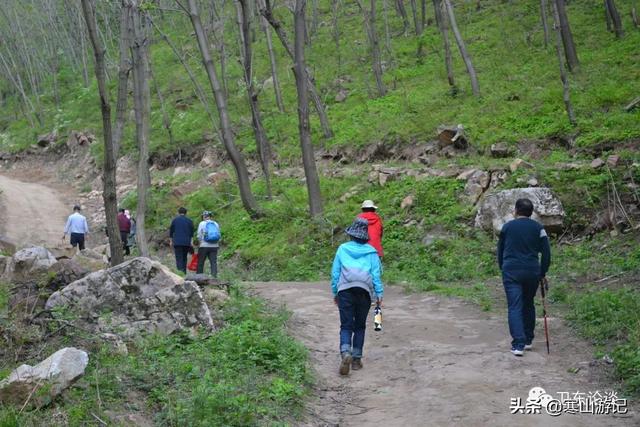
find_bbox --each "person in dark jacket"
[117,208,131,256]
[169,207,194,273]
[497,198,551,357]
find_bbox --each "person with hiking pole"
[331,218,384,375]
[497,198,551,357]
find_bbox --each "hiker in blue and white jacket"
[196,211,220,277]
[331,218,384,376]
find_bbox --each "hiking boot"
[339,352,352,376]
[524,344,533,351]
[511,348,524,357]
[352,358,363,370]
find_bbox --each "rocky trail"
[251,282,638,427]
[1,172,637,426]
[0,174,69,250]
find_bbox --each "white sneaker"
[524,344,533,351]
[511,348,524,357]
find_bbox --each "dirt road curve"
[0,174,69,249]
[251,282,637,427]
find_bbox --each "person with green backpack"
[196,210,221,277]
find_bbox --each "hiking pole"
[540,277,550,355]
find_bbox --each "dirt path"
[250,282,637,427]
[0,174,69,250]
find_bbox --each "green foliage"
[2,1,640,155]
[567,287,640,394]
[0,292,309,426]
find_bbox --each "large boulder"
[11,247,58,284]
[47,259,91,291]
[0,347,88,408]
[475,187,565,233]
[45,258,215,337]
[461,170,490,205]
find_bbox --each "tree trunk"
[551,0,576,126]
[259,0,285,112]
[443,0,479,96]
[185,0,262,218]
[238,0,273,199]
[540,0,550,48]
[395,0,410,35]
[554,0,579,72]
[260,0,333,138]
[382,0,394,58]
[604,0,613,32]
[79,0,124,266]
[356,0,387,97]
[604,0,624,38]
[129,0,152,257]
[331,0,342,71]
[114,1,132,159]
[633,5,639,28]
[421,0,427,29]
[433,0,455,91]
[409,0,422,35]
[293,0,323,217]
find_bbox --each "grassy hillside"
[1,0,639,157]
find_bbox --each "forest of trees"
[0,0,637,264]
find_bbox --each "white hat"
[361,200,378,209]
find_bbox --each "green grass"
[1,1,639,157]
[567,286,640,394]
[0,291,310,426]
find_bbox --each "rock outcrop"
[475,187,565,233]
[0,347,88,408]
[45,258,215,337]
[10,246,58,284]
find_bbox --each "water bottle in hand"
[374,305,382,331]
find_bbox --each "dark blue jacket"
[169,215,194,247]
[498,217,551,277]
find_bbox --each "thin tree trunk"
[331,0,342,71]
[293,0,323,217]
[258,0,285,112]
[551,0,576,126]
[605,0,624,38]
[114,1,132,159]
[261,0,333,138]
[633,5,639,28]
[443,0,479,96]
[311,0,320,36]
[395,0,410,35]
[78,2,91,87]
[238,0,273,199]
[185,0,262,217]
[356,0,387,97]
[129,0,151,257]
[554,0,579,72]
[433,0,455,91]
[604,0,613,32]
[421,0,427,29]
[382,0,393,58]
[409,0,422,35]
[540,0,550,48]
[80,0,124,266]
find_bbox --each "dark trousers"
[503,269,540,350]
[70,233,85,251]
[197,247,218,277]
[120,231,130,255]
[337,287,372,358]
[174,245,190,273]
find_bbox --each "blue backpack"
[204,221,221,243]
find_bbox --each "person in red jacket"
[357,200,383,259]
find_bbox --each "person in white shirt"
[63,205,89,250]
[196,211,220,277]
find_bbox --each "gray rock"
[47,259,91,291]
[335,89,348,102]
[607,155,620,168]
[509,158,534,173]
[462,170,490,205]
[11,247,58,284]
[475,187,565,233]
[0,347,88,408]
[422,225,454,247]
[490,143,512,158]
[437,124,468,149]
[591,158,605,169]
[45,258,215,337]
